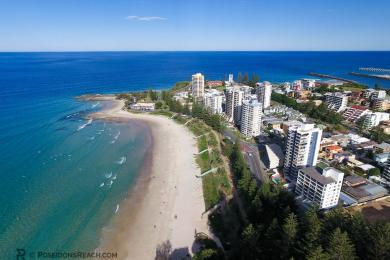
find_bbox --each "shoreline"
[87,96,210,259]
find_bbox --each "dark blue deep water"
[0,51,389,257]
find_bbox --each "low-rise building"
[207,80,223,88]
[374,153,390,166]
[129,102,155,111]
[342,175,388,203]
[295,167,344,209]
[324,145,343,160]
[362,112,390,129]
[371,98,390,111]
[374,142,390,153]
[378,121,390,134]
[325,92,348,113]
[343,106,370,122]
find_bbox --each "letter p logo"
[16,248,26,260]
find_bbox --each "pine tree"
[301,207,322,255]
[306,246,330,260]
[327,228,356,260]
[282,213,298,258]
[367,222,390,260]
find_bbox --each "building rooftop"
[376,142,390,150]
[350,105,369,111]
[358,164,376,172]
[344,175,367,187]
[326,145,343,151]
[300,167,335,185]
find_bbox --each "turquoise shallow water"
[0,98,151,257]
[0,51,389,257]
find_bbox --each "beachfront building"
[362,112,390,129]
[283,123,322,181]
[255,81,272,110]
[240,99,262,137]
[295,167,343,209]
[203,89,223,114]
[225,85,247,125]
[324,92,348,113]
[343,106,370,122]
[130,102,155,111]
[191,73,205,100]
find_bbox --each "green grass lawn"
[202,168,232,210]
[150,110,173,117]
[197,151,211,173]
[198,135,208,151]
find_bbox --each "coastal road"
[223,128,268,183]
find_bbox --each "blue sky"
[0,0,389,51]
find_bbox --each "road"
[223,128,269,183]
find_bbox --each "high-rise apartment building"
[256,81,272,110]
[283,124,322,181]
[240,99,262,137]
[192,73,205,99]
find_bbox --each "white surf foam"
[110,131,121,144]
[117,156,126,165]
[91,102,100,108]
[77,118,93,131]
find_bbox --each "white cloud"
[125,16,167,21]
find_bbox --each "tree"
[193,249,219,260]
[327,228,356,260]
[367,222,390,260]
[155,101,163,109]
[237,72,243,83]
[307,246,330,260]
[240,224,261,258]
[368,167,380,177]
[301,207,322,255]
[282,213,298,258]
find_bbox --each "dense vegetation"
[271,92,344,124]
[199,141,390,260]
[192,102,225,133]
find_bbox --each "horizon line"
[0,50,390,53]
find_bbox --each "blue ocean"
[0,52,389,257]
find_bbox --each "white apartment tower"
[192,73,205,99]
[203,89,223,114]
[295,167,343,209]
[325,92,348,113]
[256,81,272,110]
[228,74,234,84]
[240,99,262,137]
[283,124,322,181]
[225,86,244,125]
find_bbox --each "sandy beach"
[90,97,210,259]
